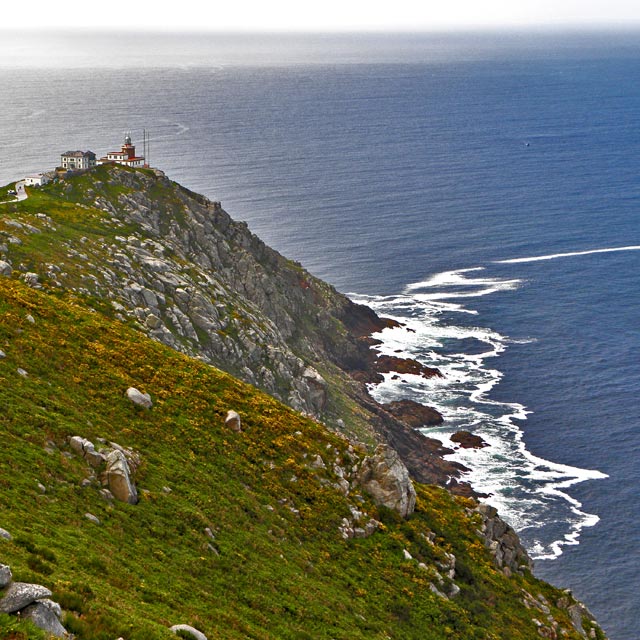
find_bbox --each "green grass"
[0,167,602,639]
[0,277,593,640]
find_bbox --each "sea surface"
[1,31,639,639]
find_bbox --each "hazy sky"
[10,0,640,31]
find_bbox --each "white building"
[98,134,145,168]
[60,150,96,171]
[24,173,51,187]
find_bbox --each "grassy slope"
[0,276,597,640]
[0,174,603,639]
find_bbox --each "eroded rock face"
[106,449,139,504]
[0,582,52,613]
[475,503,533,574]
[356,445,416,518]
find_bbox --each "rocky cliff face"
[3,165,462,487]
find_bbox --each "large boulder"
[105,450,138,504]
[170,623,208,640]
[125,387,152,409]
[0,582,52,613]
[0,261,11,277]
[356,445,416,518]
[21,599,67,638]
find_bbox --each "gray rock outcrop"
[21,599,67,638]
[106,449,139,504]
[475,503,533,574]
[0,582,52,613]
[170,623,208,640]
[356,445,416,518]
[126,386,153,409]
[0,260,11,276]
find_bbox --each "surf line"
[495,245,640,265]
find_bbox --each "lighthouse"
[97,133,146,168]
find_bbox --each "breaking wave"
[351,257,609,560]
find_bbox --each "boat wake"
[351,255,610,561]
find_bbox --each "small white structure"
[60,150,96,171]
[98,134,145,168]
[24,173,50,187]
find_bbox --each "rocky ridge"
[0,165,463,489]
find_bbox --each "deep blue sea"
[1,31,639,639]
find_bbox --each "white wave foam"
[353,260,608,561]
[495,245,640,264]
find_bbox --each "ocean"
[1,30,639,638]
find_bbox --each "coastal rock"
[105,449,138,504]
[382,399,443,427]
[21,600,67,638]
[0,582,52,613]
[475,503,532,574]
[126,386,152,409]
[451,430,488,449]
[170,623,208,640]
[224,410,242,432]
[356,445,416,518]
[374,354,442,380]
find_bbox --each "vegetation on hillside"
[0,276,601,640]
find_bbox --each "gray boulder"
[170,623,208,640]
[21,599,67,638]
[356,445,416,518]
[106,449,138,504]
[224,410,242,432]
[125,387,152,409]
[0,582,52,613]
[0,527,12,540]
[0,564,11,588]
[0,260,11,276]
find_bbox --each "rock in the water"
[382,399,444,427]
[170,623,208,640]
[0,582,52,613]
[0,564,12,588]
[451,430,488,449]
[21,600,67,638]
[125,386,152,409]
[224,410,242,432]
[105,449,138,504]
[356,444,416,518]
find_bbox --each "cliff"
[0,167,607,639]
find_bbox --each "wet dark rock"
[383,399,444,427]
[451,430,488,449]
